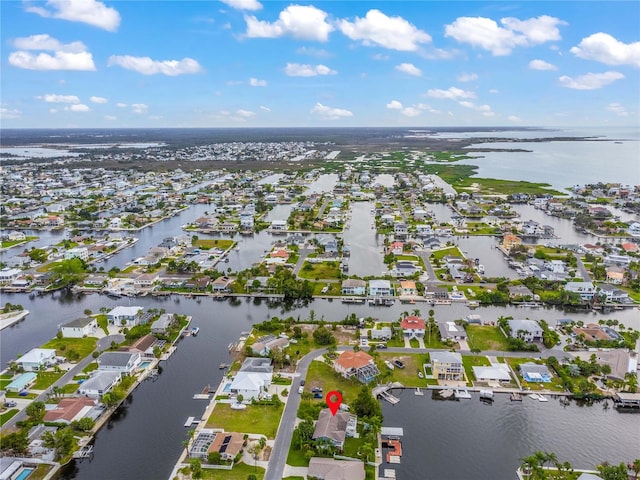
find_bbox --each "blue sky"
[1,0,639,127]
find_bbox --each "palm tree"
[631,459,640,479]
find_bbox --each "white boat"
[230,402,247,410]
[418,371,424,379]
[384,360,395,370]
[529,393,543,401]
[479,389,494,400]
[190,327,200,336]
[454,389,472,399]
[537,394,549,402]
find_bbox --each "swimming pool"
[14,468,34,480]
[223,382,231,393]
[139,361,151,369]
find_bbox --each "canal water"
[342,201,387,277]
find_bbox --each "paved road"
[1,334,123,432]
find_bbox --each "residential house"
[151,313,175,335]
[438,321,467,340]
[626,222,640,237]
[251,335,289,356]
[307,457,365,480]
[43,397,97,423]
[564,282,597,300]
[0,268,21,285]
[211,276,233,293]
[207,432,244,461]
[507,319,543,343]
[107,306,144,326]
[398,280,418,296]
[333,351,379,383]
[77,371,122,398]
[424,284,449,300]
[312,408,355,450]
[121,334,158,359]
[341,279,366,296]
[368,279,391,297]
[270,220,287,231]
[370,326,392,340]
[97,351,141,374]
[229,357,273,402]
[5,372,38,392]
[16,348,57,372]
[400,316,426,339]
[431,352,464,381]
[64,247,89,261]
[394,223,408,237]
[507,284,534,300]
[59,317,97,338]
[573,323,621,342]
[472,365,511,383]
[605,267,625,285]
[389,241,404,255]
[502,234,522,252]
[519,363,552,383]
[598,284,630,303]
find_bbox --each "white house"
[107,306,144,326]
[400,316,426,339]
[229,357,273,402]
[0,268,21,285]
[507,319,543,343]
[64,247,89,261]
[16,348,57,372]
[627,222,640,237]
[270,220,287,231]
[78,371,121,398]
[97,351,141,374]
[564,282,597,300]
[370,327,392,340]
[368,279,391,296]
[60,317,97,338]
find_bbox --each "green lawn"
[83,362,98,374]
[194,239,235,250]
[32,371,65,390]
[206,403,283,439]
[304,360,363,406]
[466,325,510,351]
[199,462,264,480]
[120,265,139,274]
[96,314,109,335]
[61,383,80,394]
[286,446,309,467]
[343,435,366,459]
[298,261,342,280]
[377,353,433,387]
[42,337,98,359]
[0,379,12,389]
[36,261,62,272]
[431,246,464,261]
[461,355,491,383]
[0,408,19,424]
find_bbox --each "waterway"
[381,392,640,480]
[342,201,387,277]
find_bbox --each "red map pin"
[326,390,342,416]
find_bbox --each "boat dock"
[373,384,402,404]
[73,445,94,460]
[184,416,198,427]
[614,392,640,409]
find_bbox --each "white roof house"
[472,365,511,382]
[78,371,122,398]
[229,357,273,402]
[107,306,144,326]
[16,348,57,372]
[507,319,543,343]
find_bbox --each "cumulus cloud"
[386,100,403,110]
[0,107,22,119]
[10,34,95,72]
[570,33,640,67]
[284,63,336,76]
[220,0,262,11]
[249,77,267,86]
[426,87,476,100]
[529,59,557,70]
[236,109,256,118]
[607,103,629,117]
[131,103,148,114]
[386,100,438,117]
[310,102,353,120]
[116,102,128,108]
[508,115,522,123]
[90,96,108,104]
[457,72,478,82]
[459,100,494,116]
[338,9,431,51]
[395,63,422,76]
[445,15,566,55]
[259,106,271,111]
[66,104,90,112]
[559,71,624,90]
[25,0,121,32]
[108,55,202,76]
[245,5,333,42]
[38,94,80,103]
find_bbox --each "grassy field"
[194,238,235,250]
[503,357,566,392]
[206,403,283,439]
[431,246,464,261]
[461,355,491,382]
[377,353,435,386]
[304,360,362,406]
[466,325,510,351]
[96,314,109,334]
[298,261,342,280]
[454,177,563,196]
[0,408,19,424]
[199,462,265,480]
[42,337,98,359]
[32,371,65,390]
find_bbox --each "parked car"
[377,344,387,349]
[4,401,17,408]
[300,379,305,386]
[298,386,304,394]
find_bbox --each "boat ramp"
[373,383,403,404]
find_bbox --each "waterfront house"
[0,268,21,285]
[121,334,159,359]
[398,280,418,296]
[507,319,543,343]
[400,316,426,339]
[230,357,273,402]
[97,351,141,374]
[572,323,621,342]
[598,284,630,303]
[251,335,289,356]
[312,408,355,450]
[207,431,244,461]
[472,365,511,383]
[78,371,122,398]
[564,282,597,300]
[5,372,38,392]
[438,321,467,341]
[507,285,534,300]
[626,222,640,237]
[519,363,552,383]
[270,219,287,231]
[107,306,144,327]
[333,351,379,383]
[307,457,365,480]
[390,241,404,255]
[605,266,625,285]
[431,352,464,381]
[424,283,449,300]
[370,326,392,340]
[43,397,97,423]
[151,313,175,335]
[59,317,97,338]
[16,348,57,372]
[369,279,391,297]
[341,279,366,296]
[211,276,233,293]
[502,234,522,252]
[134,273,158,288]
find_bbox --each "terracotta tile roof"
[401,315,425,330]
[335,351,374,370]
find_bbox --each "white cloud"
[49,108,58,114]
[13,34,86,53]
[90,96,108,104]
[259,106,271,111]
[338,9,431,51]
[570,33,640,67]
[220,0,262,11]
[508,115,522,123]
[559,71,624,90]
[38,94,80,103]
[457,72,478,82]
[236,109,256,118]
[66,104,90,112]
[529,59,557,70]
[386,100,438,117]
[284,63,336,77]
[296,47,331,58]
[131,103,148,114]
[371,53,390,61]
[245,5,333,42]
[400,107,421,117]
[386,100,403,110]
[25,0,121,32]
[310,102,353,120]
[489,89,499,94]
[395,63,422,76]
[9,50,96,71]
[607,103,629,117]
[226,80,244,86]
[249,77,267,87]
[116,102,128,108]
[105,115,117,120]
[0,107,21,119]
[108,55,202,76]
[426,87,476,100]
[458,101,494,116]
[445,15,566,55]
